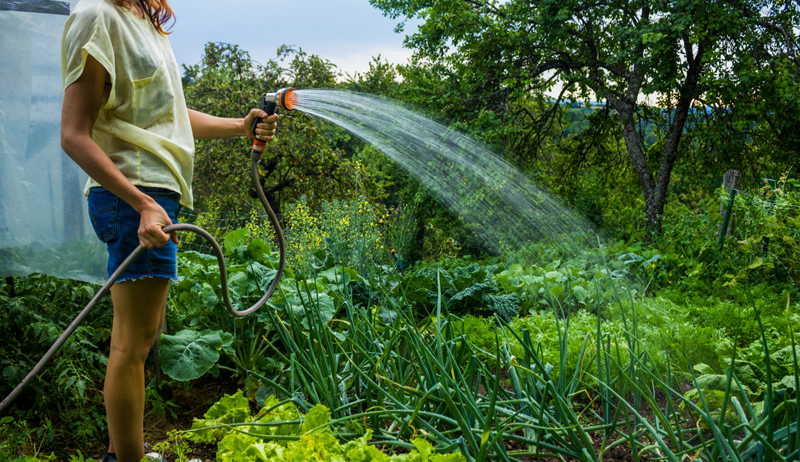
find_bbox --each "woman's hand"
[243,109,280,141]
[137,199,177,249]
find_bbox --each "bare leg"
[105,278,169,462]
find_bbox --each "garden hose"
[0,90,296,413]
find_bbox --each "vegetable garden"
[2,172,799,461]
[2,0,800,456]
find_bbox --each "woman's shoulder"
[68,0,121,29]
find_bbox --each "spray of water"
[293,89,594,253]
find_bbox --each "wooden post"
[718,169,741,238]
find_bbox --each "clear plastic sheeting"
[0,1,107,284]
[0,0,70,15]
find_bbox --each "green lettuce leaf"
[301,404,331,433]
[159,329,226,381]
[205,389,250,423]
[217,432,284,462]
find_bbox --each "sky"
[166,0,420,78]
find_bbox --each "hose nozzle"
[263,87,297,112]
[251,88,297,154]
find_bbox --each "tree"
[183,43,385,214]
[371,0,800,238]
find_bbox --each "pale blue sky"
[166,0,419,78]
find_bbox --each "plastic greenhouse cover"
[0,0,108,284]
[0,0,70,15]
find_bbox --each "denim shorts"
[88,186,181,283]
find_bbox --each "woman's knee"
[109,327,160,363]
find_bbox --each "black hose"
[0,155,285,413]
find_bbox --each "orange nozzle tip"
[283,89,297,110]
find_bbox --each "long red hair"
[117,0,175,35]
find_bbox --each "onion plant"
[205,259,798,461]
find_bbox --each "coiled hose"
[0,152,285,413]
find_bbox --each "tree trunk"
[612,88,696,240]
[266,192,281,216]
[615,107,666,241]
[644,190,668,238]
[603,39,704,241]
[5,277,15,298]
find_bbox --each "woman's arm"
[61,54,175,249]
[187,108,279,141]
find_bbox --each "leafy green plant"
[654,173,800,295]
[0,416,58,462]
[187,390,468,462]
[67,451,97,462]
[284,193,390,280]
[0,275,111,455]
[684,297,800,434]
[144,380,180,420]
[401,263,517,319]
[151,430,192,462]
[159,330,234,381]
[165,227,284,380]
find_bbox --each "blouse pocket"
[130,60,175,128]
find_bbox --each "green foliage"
[343,56,402,98]
[482,293,520,322]
[682,302,800,433]
[165,224,388,383]
[372,0,799,236]
[0,275,110,455]
[319,198,386,278]
[182,43,386,213]
[187,392,467,462]
[185,389,302,443]
[166,227,285,378]
[159,330,233,381]
[144,380,179,420]
[67,451,97,462]
[401,264,508,318]
[151,430,192,462]
[652,174,800,293]
[459,291,739,385]
[284,194,392,279]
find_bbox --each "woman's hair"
[117,0,175,35]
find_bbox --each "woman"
[60,1,278,461]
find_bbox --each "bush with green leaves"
[0,275,111,456]
[653,173,800,294]
[400,263,515,320]
[182,43,389,214]
[284,195,390,280]
[163,225,395,386]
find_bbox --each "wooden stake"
[718,169,741,238]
